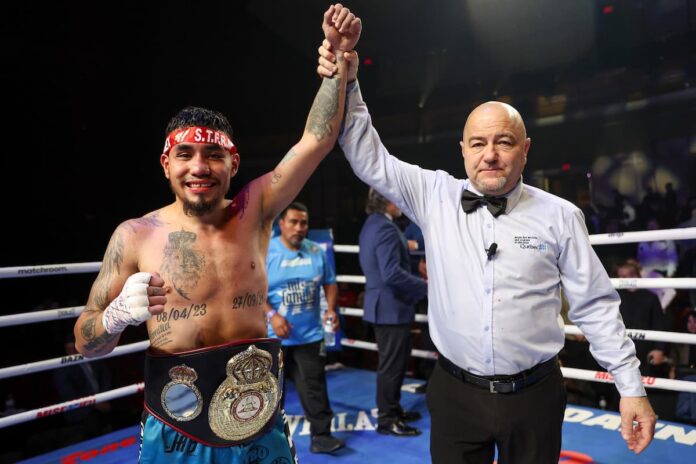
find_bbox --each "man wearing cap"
[73,5,361,462]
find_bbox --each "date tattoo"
[232,291,266,310]
[156,303,208,322]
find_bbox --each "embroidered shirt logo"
[513,236,547,252]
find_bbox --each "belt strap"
[438,355,558,394]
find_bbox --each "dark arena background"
[1,1,696,463]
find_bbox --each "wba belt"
[144,338,283,447]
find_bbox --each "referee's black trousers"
[427,361,566,464]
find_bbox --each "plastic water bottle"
[324,315,336,347]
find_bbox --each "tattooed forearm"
[81,314,118,353]
[161,230,205,300]
[306,75,342,141]
[279,148,298,165]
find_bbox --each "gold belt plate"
[208,345,280,441]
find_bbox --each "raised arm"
[259,4,361,221]
[74,222,166,357]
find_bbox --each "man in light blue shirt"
[317,9,657,461]
[265,202,343,454]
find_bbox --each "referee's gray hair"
[365,187,389,214]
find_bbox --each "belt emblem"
[209,345,280,441]
[161,364,203,421]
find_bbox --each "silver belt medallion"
[161,364,203,422]
[209,345,280,441]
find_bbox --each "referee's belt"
[144,338,283,447]
[438,354,559,394]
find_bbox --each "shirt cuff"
[612,367,647,397]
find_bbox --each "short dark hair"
[615,258,641,277]
[165,106,233,139]
[365,188,389,214]
[280,202,309,219]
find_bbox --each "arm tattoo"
[81,314,118,353]
[93,229,125,309]
[279,148,298,165]
[127,212,164,231]
[230,186,250,218]
[161,230,206,300]
[305,75,342,141]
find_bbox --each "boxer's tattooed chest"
[161,230,206,300]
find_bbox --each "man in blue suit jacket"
[359,188,428,436]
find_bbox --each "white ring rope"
[0,383,144,429]
[338,338,696,393]
[339,308,696,345]
[1,227,694,280]
[0,340,150,380]
[588,227,696,245]
[0,262,101,279]
[336,275,696,289]
[610,278,696,290]
[334,227,696,253]
[0,306,84,328]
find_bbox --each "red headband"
[163,127,237,155]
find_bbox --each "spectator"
[265,202,343,454]
[675,310,696,425]
[53,334,113,438]
[358,188,427,436]
[616,260,670,377]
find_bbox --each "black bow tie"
[460,189,507,217]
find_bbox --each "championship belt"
[144,338,283,447]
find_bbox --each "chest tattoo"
[161,230,206,300]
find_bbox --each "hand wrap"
[102,272,154,334]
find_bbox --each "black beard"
[182,198,216,217]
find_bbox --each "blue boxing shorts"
[138,409,297,463]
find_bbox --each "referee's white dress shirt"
[339,82,645,397]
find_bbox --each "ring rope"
[333,275,696,289]
[334,227,696,254]
[0,262,101,279]
[2,227,694,280]
[2,333,695,430]
[0,306,84,328]
[0,340,149,380]
[338,307,696,345]
[0,382,143,429]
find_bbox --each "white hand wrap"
[102,272,154,334]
